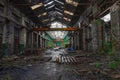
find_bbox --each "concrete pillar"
[85,26,93,52]
[110,4,120,51]
[0,20,4,55]
[44,39,45,48]
[88,26,93,52]
[82,27,86,51]
[70,37,72,47]
[73,35,75,49]
[42,38,44,48]
[2,22,7,44]
[20,28,27,47]
[40,36,42,49]
[2,21,10,56]
[91,20,99,53]
[31,32,34,48]
[83,27,88,51]
[33,33,37,48]
[76,31,79,50]
[75,31,79,50]
[75,32,77,50]
[38,35,40,48]
[95,20,104,51]
[41,38,42,48]
[7,22,14,55]
[36,33,39,48]
[86,27,89,51]
[43,39,45,48]
[40,36,41,48]
[45,39,47,48]
[26,31,32,48]
[71,37,74,48]
[19,28,27,54]
[74,33,78,50]
[79,29,83,50]
[30,32,32,48]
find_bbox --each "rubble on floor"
[0,49,120,80]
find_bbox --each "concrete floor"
[0,48,119,80]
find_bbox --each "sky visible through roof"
[47,22,68,40]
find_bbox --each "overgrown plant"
[106,61,118,69]
[95,62,100,68]
[95,19,120,69]
[101,41,113,56]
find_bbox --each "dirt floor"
[0,49,120,80]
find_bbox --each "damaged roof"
[10,0,91,27]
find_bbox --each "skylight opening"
[42,12,47,16]
[38,12,47,17]
[47,22,68,39]
[44,0,50,3]
[44,1,54,6]
[64,10,74,16]
[55,7,63,12]
[56,11,63,15]
[63,17,71,21]
[55,0,64,5]
[66,0,79,7]
[47,4,55,9]
[31,3,43,10]
[101,13,111,22]
[42,19,49,22]
[38,14,41,17]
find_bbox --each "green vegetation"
[95,19,120,70]
[101,41,113,56]
[95,62,100,68]
[106,61,118,69]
